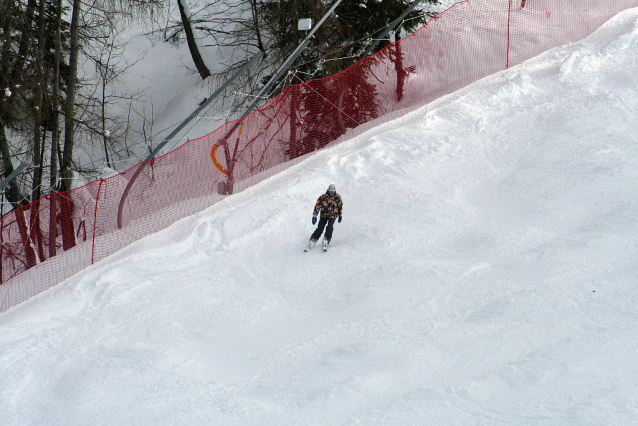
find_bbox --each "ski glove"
[338,215,342,223]
[312,214,317,225]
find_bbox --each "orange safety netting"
[2,0,637,312]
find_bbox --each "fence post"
[507,0,513,69]
[59,193,76,251]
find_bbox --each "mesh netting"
[2,0,637,312]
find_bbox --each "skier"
[305,184,343,251]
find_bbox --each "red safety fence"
[2,0,637,312]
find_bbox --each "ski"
[304,239,317,252]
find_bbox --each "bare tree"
[152,0,267,123]
[0,0,166,268]
[177,0,211,80]
[60,0,82,194]
[1,0,32,209]
[57,0,165,192]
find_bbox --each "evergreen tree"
[259,0,439,84]
[259,0,440,158]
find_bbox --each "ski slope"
[2,8,638,425]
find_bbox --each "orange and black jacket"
[313,192,343,219]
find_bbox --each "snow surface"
[2,7,638,425]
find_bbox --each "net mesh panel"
[2,0,636,311]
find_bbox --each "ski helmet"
[327,184,336,195]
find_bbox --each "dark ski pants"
[311,216,336,243]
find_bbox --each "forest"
[0,0,439,218]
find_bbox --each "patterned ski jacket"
[314,192,343,219]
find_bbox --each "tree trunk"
[47,0,63,259]
[0,115,25,209]
[59,0,81,251]
[10,0,37,84]
[50,0,62,193]
[287,85,300,158]
[61,0,81,194]
[59,193,76,251]
[177,0,211,80]
[32,0,46,203]
[48,192,58,258]
[249,0,265,52]
[29,200,46,262]
[394,35,406,102]
[101,77,112,168]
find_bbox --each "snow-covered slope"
[2,7,638,426]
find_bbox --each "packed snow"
[2,7,638,426]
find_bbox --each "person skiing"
[305,184,343,251]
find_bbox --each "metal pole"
[362,0,427,58]
[0,162,28,192]
[145,50,264,161]
[116,52,263,229]
[214,0,344,195]
[242,0,343,118]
